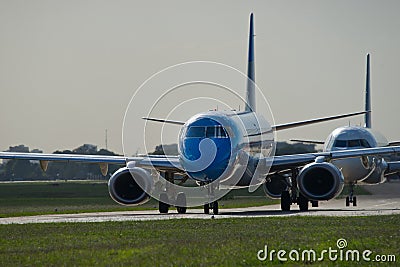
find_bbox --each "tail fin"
[245,13,256,112]
[365,54,371,128]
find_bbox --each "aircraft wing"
[2,145,400,177]
[0,152,127,164]
[270,146,400,172]
[0,152,184,174]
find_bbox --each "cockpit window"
[206,126,227,138]
[360,139,371,148]
[348,140,361,147]
[187,125,227,138]
[334,140,347,148]
[186,126,205,138]
[334,139,371,148]
[216,126,227,138]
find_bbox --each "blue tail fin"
[245,13,256,112]
[365,54,371,128]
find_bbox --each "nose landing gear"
[203,201,219,215]
[345,183,357,207]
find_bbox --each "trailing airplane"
[1,14,398,214]
[284,54,400,209]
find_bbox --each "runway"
[1,182,400,224]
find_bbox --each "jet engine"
[108,167,151,206]
[262,174,288,199]
[297,162,344,201]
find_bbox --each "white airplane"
[1,14,398,214]
[284,53,400,210]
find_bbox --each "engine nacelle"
[262,175,287,199]
[297,162,344,201]
[108,167,151,206]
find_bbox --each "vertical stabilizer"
[245,13,256,112]
[365,54,371,128]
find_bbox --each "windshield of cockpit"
[333,139,371,148]
[186,126,228,138]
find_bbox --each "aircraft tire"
[298,193,309,211]
[281,191,291,211]
[212,201,219,215]
[203,204,210,214]
[159,193,169,214]
[176,192,187,214]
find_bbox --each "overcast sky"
[1,1,400,155]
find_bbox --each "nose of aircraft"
[179,118,231,181]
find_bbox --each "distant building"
[6,145,30,153]
[2,145,42,164]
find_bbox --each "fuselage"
[177,106,392,187]
[324,126,389,184]
[178,110,274,185]
[178,116,390,186]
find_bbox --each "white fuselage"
[324,126,389,184]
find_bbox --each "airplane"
[283,53,400,209]
[1,13,398,215]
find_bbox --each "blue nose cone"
[180,118,231,181]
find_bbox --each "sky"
[1,0,400,155]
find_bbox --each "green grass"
[0,181,278,217]
[0,216,398,266]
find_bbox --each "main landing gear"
[345,183,357,207]
[280,169,316,212]
[158,192,219,215]
[158,192,187,214]
[158,171,188,214]
[157,173,220,215]
[281,190,313,212]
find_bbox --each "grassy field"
[0,181,279,217]
[0,215,398,266]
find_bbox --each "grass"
[0,216,398,266]
[0,181,278,217]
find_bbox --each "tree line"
[0,144,121,181]
[0,142,319,181]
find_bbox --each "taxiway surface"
[1,181,399,224]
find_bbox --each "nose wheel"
[345,183,357,207]
[203,201,219,215]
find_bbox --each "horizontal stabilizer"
[142,117,185,125]
[273,111,369,131]
[290,139,325,145]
